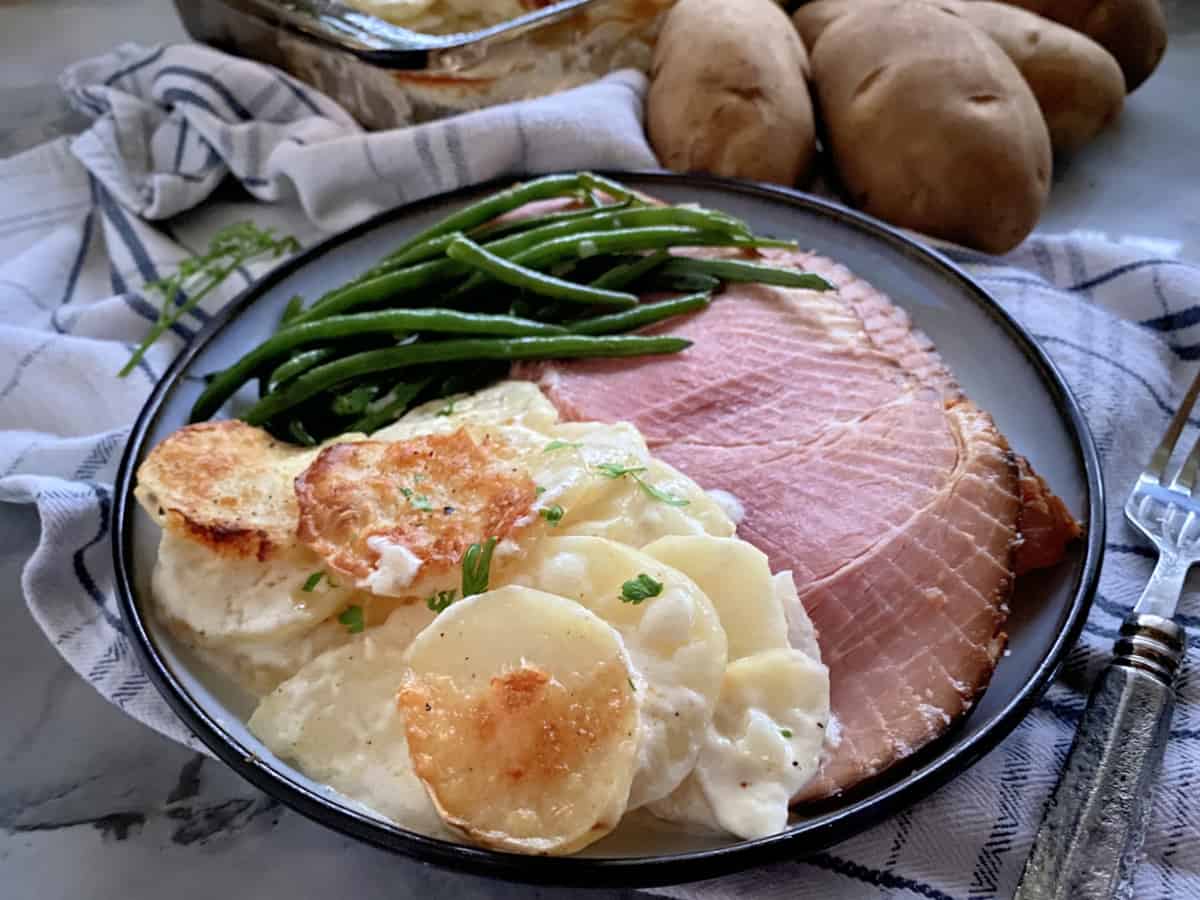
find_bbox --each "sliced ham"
[515,248,1078,800]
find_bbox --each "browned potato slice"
[295,429,538,596]
[135,419,311,560]
[400,586,640,854]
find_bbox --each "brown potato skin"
[794,0,1125,154]
[951,1,1124,153]
[984,0,1167,91]
[647,0,818,186]
[810,0,1051,253]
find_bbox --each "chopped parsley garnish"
[436,397,457,417]
[301,571,325,592]
[780,728,793,739]
[592,461,689,507]
[400,487,433,511]
[461,536,498,598]
[338,605,365,633]
[633,475,690,507]
[620,573,663,604]
[535,485,547,495]
[540,505,565,525]
[543,439,583,453]
[593,462,647,479]
[426,589,457,613]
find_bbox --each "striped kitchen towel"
[0,41,1196,900]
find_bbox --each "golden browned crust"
[134,420,304,560]
[399,661,633,844]
[294,428,537,584]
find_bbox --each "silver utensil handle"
[1014,614,1186,900]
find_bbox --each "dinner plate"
[112,172,1103,887]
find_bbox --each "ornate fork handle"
[1014,613,1186,900]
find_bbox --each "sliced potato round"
[374,380,561,440]
[511,537,727,809]
[247,610,447,837]
[641,538,830,838]
[400,586,639,854]
[152,529,357,643]
[559,458,735,546]
[295,429,539,597]
[187,617,354,697]
[642,536,787,660]
[134,419,310,560]
[691,649,829,839]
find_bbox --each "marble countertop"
[1,3,1196,899]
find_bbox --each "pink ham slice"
[515,249,1070,800]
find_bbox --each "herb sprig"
[338,605,365,633]
[119,222,298,377]
[461,536,498,598]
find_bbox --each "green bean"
[579,172,645,206]
[569,292,712,335]
[510,227,792,271]
[292,258,460,322]
[589,250,670,290]
[288,419,318,446]
[268,347,339,391]
[280,295,304,326]
[446,237,637,309]
[659,257,834,290]
[372,231,463,270]
[648,271,722,293]
[379,173,584,265]
[241,335,692,426]
[330,383,381,416]
[345,379,433,435]
[470,200,630,241]
[191,308,566,422]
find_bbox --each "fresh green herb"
[426,589,457,613]
[120,221,299,377]
[338,605,365,633]
[628,677,637,692]
[436,397,457,417]
[400,487,433,511]
[780,728,793,739]
[461,537,498,597]
[301,571,325,592]
[594,462,648,479]
[535,485,547,496]
[543,439,583,453]
[620,573,663,605]
[632,475,690,508]
[540,505,565,525]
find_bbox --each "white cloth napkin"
[1,41,1196,900]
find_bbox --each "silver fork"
[1014,372,1194,900]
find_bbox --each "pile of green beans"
[189,172,833,443]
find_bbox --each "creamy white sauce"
[362,536,424,597]
[706,489,745,525]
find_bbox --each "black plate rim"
[112,170,1104,888]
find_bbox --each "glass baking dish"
[174,0,672,129]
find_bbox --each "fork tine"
[1171,431,1200,493]
[1147,367,1200,482]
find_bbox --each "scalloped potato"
[139,380,828,853]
